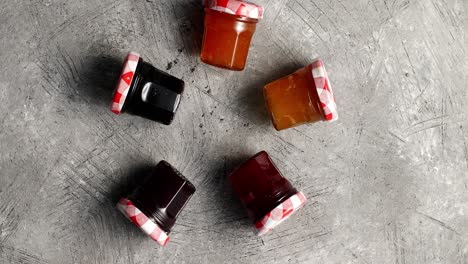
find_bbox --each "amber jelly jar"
[200,1,263,71]
[263,59,338,131]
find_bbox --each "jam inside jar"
[200,1,263,71]
[111,52,184,125]
[229,151,307,235]
[263,59,338,131]
[117,161,196,246]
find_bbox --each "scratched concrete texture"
[0,0,467,263]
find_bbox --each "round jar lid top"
[310,59,338,122]
[207,0,264,19]
[111,51,140,114]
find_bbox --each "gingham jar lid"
[310,59,338,122]
[117,198,170,246]
[111,52,140,114]
[254,192,307,236]
[207,0,264,19]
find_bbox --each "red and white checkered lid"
[207,0,264,19]
[117,198,170,246]
[310,59,338,122]
[111,52,140,114]
[254,192,307,236]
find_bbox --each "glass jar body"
[123,59,184,125]
[264,65,325,131]
[128,161,196,233]
[200,8,258,71]
[229,151,298,223]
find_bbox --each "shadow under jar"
[200,0,263,71]
[263,59,338,131]
[111,52,184,125]
[229,151,307,236]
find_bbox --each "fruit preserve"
[111,52,184,125]
[117,161,196,246]
[263,59,338,131]
[229,151,307,236]
[200,0,263,71]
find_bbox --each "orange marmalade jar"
[200,0,264,71]
[263,59,338,131]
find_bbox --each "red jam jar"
[229,151,307,236]
[200,0,264,71]
[263,59,338,131]
[117,161,196,246]
[111,52,184,125]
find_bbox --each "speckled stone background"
[0,0,467,263]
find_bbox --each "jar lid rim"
[310,59,339,122]
[206,0,264,19]
[111,51,140,114]
[254,192,307,236]
[117,198,170,246]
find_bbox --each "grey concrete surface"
[0,0,467,263]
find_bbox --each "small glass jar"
[117,161,196,246]
[111,52,184,125]
[200,0,263,71]
[229,151,307,236]
[263,59,338,131]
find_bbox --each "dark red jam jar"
[229,151,307,236]
[117,161,196,246]
[111,52,184,125]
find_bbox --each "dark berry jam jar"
[111,52,184,125]
[117,161,196,246]
[229,151,307,236]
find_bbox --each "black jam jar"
[111,52,184,125]
[117,161,196,246]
